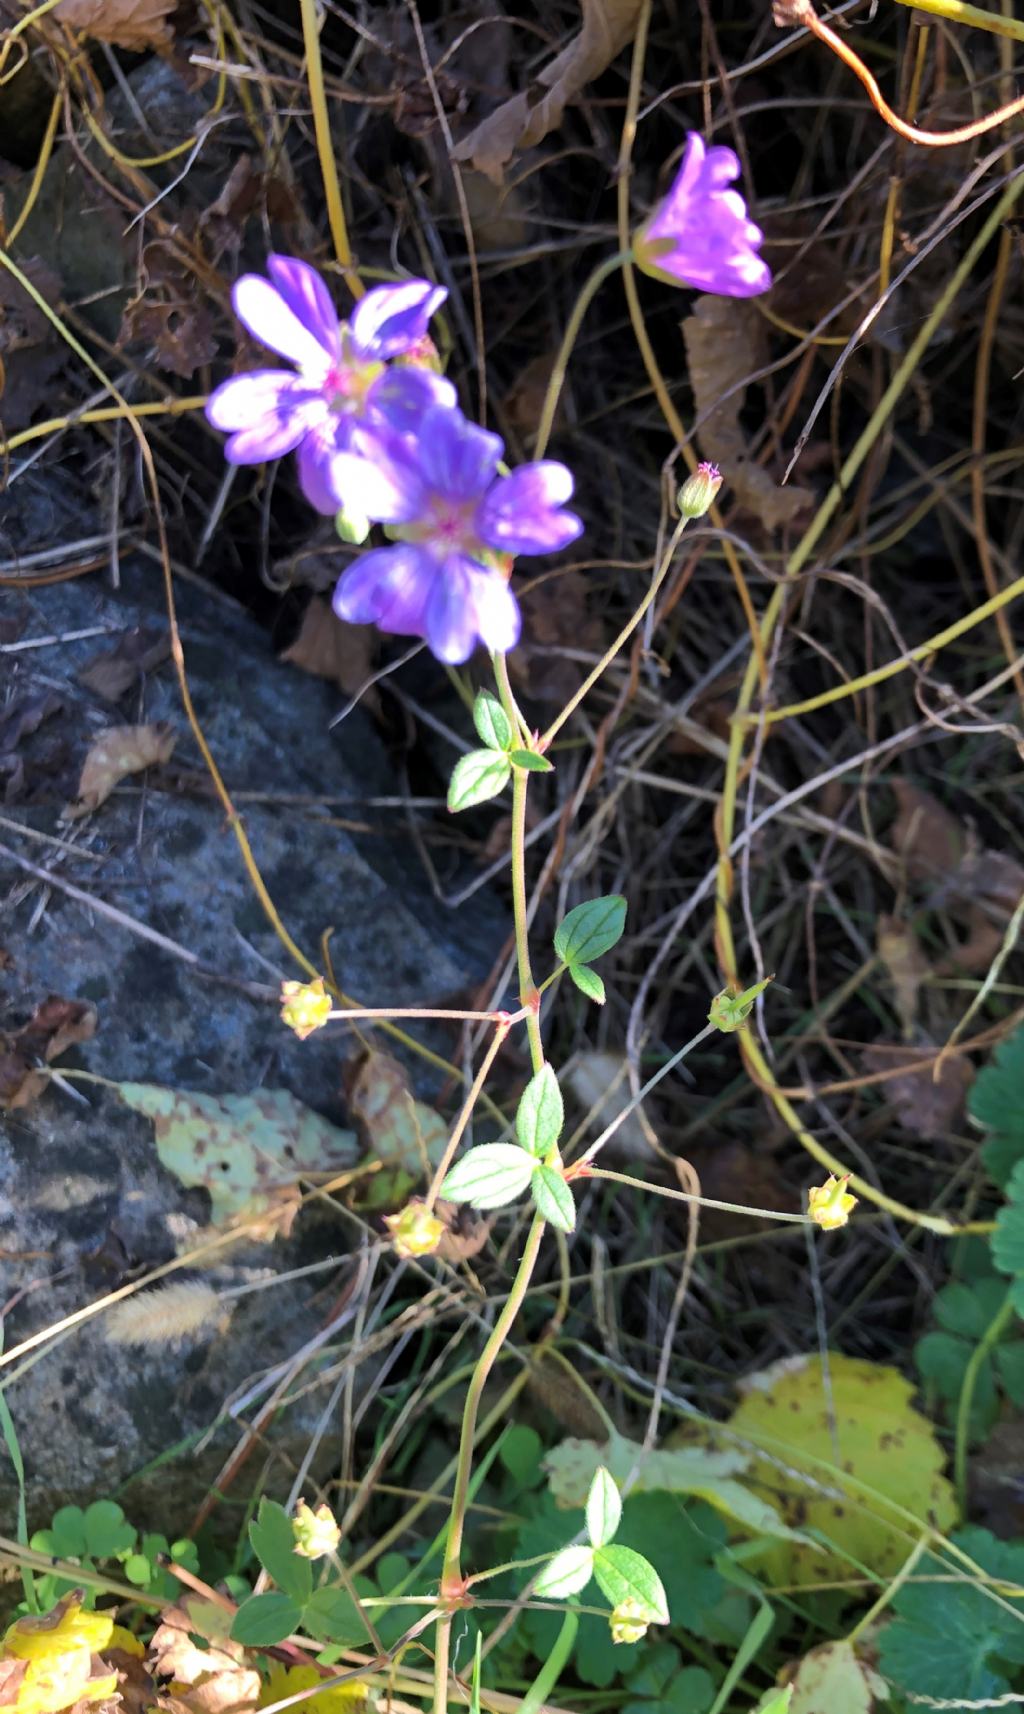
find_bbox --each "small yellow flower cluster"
[609,1598,651,1646]
[807,1174,858,1231]
[280,978,333,1040]
[292,1499,342,1560]
[1,1593,119,1714]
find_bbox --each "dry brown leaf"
[682,295,813,530]
[434,1197,493,1263]
[54,0,174,51]
[877,914,930,1039]
[345,1050,448,1210]
[0,994,97,1111]
[148,1612,254,1696]
[453,0,644,181]
[78,628,170,702]
[860,1042,973,1140]
[281,597,381,716]
[889,780,966,883]
[509,569,603,705]
[105,1650,155,1714]
[64,722,176,819]
[0,257,65,432]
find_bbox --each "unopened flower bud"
[609,1598,650,1645]
[678,462,722,519]
[708,976,772,1033]
[385,1200,445,1259]
[280,978,332,1041]
[292,1499,341,1560]
[808,1174,857,1232]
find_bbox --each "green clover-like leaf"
[448,750,511,813]
[516,1063,564,1158]
[441,1143,537,1210]
[554,897,626,967]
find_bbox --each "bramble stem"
[533,250,633,462]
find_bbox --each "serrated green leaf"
[441,1143,536,1209]
[83,1500,135,1559]
[231,1591,304,1646]
[567,963,605,1004]
[915,1330,971,1399]
[448,749,511,812]
[532,1164,576,1232]
[249,1498,312,1603]
[991,1166,1024,1277]
[533,1544,595,1598]
[592,1545,669,1623]
[970,1025,1024,1187]
[878,1527,1024,1700]
[994,1339,1024,1405]
[586,1468,621,1549]
[516,1063,564,1158]
[473,691,513,752]
[554,896,627,967]
[933,1281,993,1339]
[509,749,554,773]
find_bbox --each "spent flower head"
[385,1200,445,1259]
[280,977,333,1040]
[808,1174,857,1231]
[292,1499,341,1559]
[634,133,772,298]
[206,255,453,513]
[609,1598,652,1646]
[331,403,583,663]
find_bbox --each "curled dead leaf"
[453,0,644,181]
[682,295,813,530]
[53,0,175,51]
[78,628,170,702]
[147,1611,258,1714]
[889,781,966,883]
[434,1197,493,1263]
[64,722,176,819]
[281,598,381,716]
[860,1042,973,1140]
[876,914,930,1039]
[0,995,97,1111]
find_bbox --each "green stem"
[533,251,633,461]
[494,654,545,1075]
[540,516,688,750]
[954,1286,1016,1510]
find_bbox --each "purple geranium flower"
[330,404,583,664]
[634,133,771,298]
[205,255,455,513]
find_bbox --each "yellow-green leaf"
[789,1641,887,1714]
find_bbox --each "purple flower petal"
[330,423,430,525]
[215,380,326,463]
[266,254,342,362]
[419,555,520,663]
[477,462,584,556]
[468,564,521,655]
[333,543,435,635]
[635,131,772,299]
[349,279,447,360]
[418,405,504,502]
[206,369,318,431]
[368,366,457,436]
[232,274,337,375]
[297,417,352,513]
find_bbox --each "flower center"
[323,354,384,415]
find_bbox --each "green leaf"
[123,1553,152,1586]
[509,749,554,773]
[994,1339,1024,1405]
[447,749,511,812]
[516,1064,564,1158]
[531,1164,576,1232]
[585,1467,621,1549]
[991,1160,1024,1277]
[83,1500,135,1559]
[753,1694,792,1714]
[970,1025,1024,1186]
[473,691,512,752]
[533,1544,595,1598]
[249,1498,312,1603]
[45,1506,88,1558]
[933,1281,995,1339]
[592,1545,669,1624]
[915,1330,971,1399]
[500,1425,544,1489]
[567,963,605,1004]
[879,1527,1024,1700]
[554,896,627,967]
[302,1586,373,1645]
[230,1591,304,1646]
[441,1143,536,1209]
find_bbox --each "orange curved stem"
[778,0,1024,145]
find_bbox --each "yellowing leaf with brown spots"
[116,1082,358,1231]
[64,722,176,819]
[345,1050,448,1211]
[788,1641,887,1714]
[722,1354,956,1585]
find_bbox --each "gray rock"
[0,539,503,1535]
